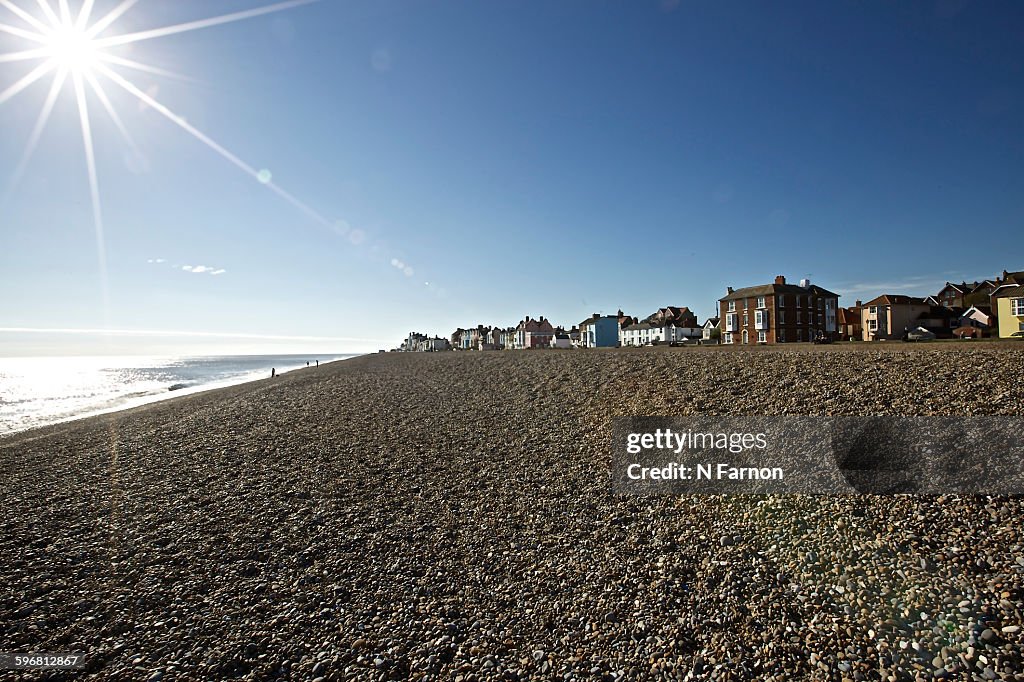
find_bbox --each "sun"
[41,23,101,72]
[1,0,424,314]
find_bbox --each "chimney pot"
[775,275,786,285]
[855,300,862,307]
[727,286,734,294]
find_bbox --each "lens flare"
[42,22,99,71]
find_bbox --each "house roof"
[703,317,720,327]
[837,307,861,324]
[579,314,618,327]
[518,317,555,332]
[937,281,979,295]
[720,282,839,301]
[993,284,1024,299]
[970,280,1001,293]
[862,294,930,307]
[645,306,696,325]
[621,322,656,331]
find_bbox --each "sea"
[0,354,356,437]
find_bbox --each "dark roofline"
[993,284,1024,299]
[720,282,839,301]
[862,294,930,307]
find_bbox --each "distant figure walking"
[316,360,319,367]
[306,361,310,367]
[271,368,276,378]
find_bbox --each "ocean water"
[0,354,355,437]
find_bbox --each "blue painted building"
[579,313,620,348]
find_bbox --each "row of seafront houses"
[399,268,1024,351]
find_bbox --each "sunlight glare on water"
[0,354,351,436]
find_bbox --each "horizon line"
[0,327,388,343]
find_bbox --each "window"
[757,296,766,309]
[869,306,877,315]
[725,313,739,331]
[724,332,733,344]
[797,311,803,324]
[778,294,786,307]
[778,329,786,343]
[869,319,878,331]
[778,310,785,324]
[757,330,767,343]
[742,329,749,344]
[1012,298,1024,316]
[755,309,768,329]
[728,300,735,312]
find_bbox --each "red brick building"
[718,276,840,344]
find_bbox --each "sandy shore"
[2,344,1024,681]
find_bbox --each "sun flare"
[42,23,100,72]
[0,0,324,310]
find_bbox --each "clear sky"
[1,0,1021,355]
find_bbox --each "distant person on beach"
[307,361,310,367]
[271,368,276,378]
[316,360,319,367]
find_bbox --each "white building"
[702,318,720,344]
[417,337,451,352]
[550,332,572,349]
[620,322,702,346]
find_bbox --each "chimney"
[727,286,734,294]
[1003,270,1010,281]
[525,315,531,322]
[855,300,862,308]
[774,275,786,285]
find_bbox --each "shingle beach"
[3,345,1024,681]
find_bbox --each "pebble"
[2,346,1023,679]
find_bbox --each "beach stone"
[3,346,1024,680]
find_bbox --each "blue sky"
[1,0,1021,354]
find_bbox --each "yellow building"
[994,285,1024,338]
